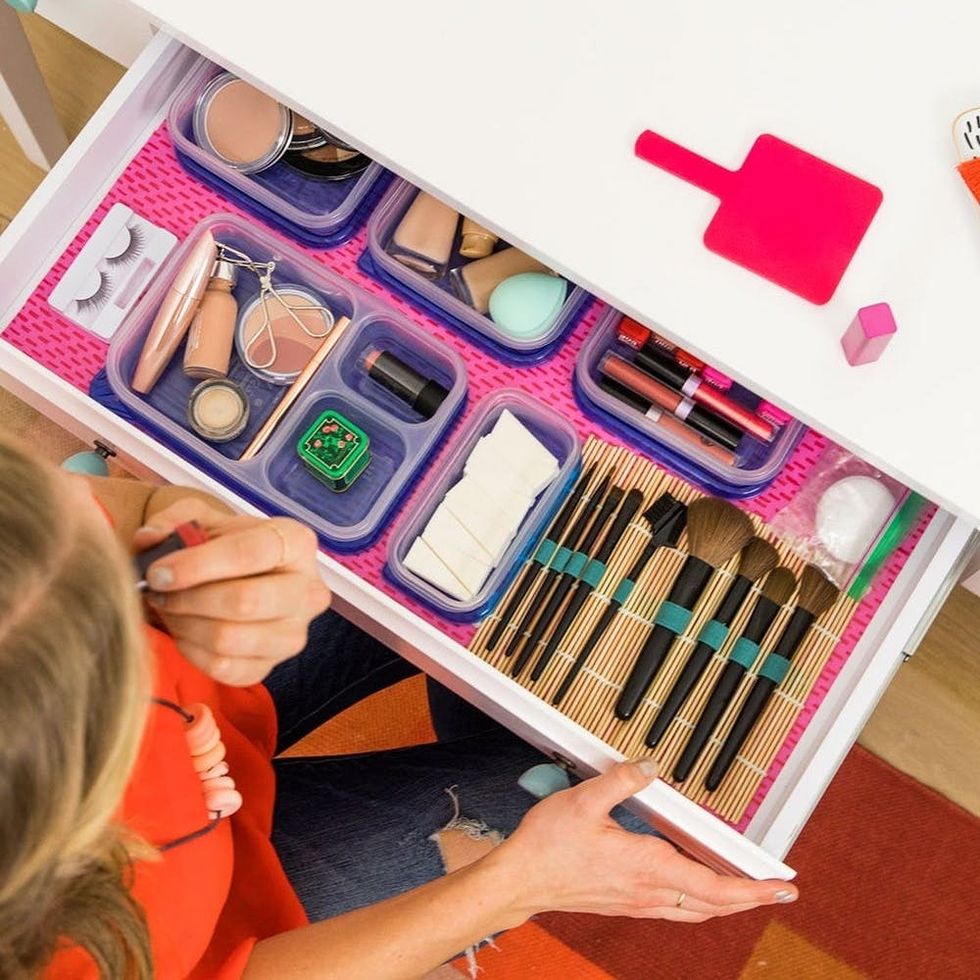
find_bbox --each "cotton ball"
[815,476,895,564]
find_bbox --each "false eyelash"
[74,273,114,315]
[104,224,147,269]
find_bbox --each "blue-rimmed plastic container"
[167,57,388,248]
[104,214,467,552]
[385,390,582,620]
[575,307,804,498]
[363,179,590,364]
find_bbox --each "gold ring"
[675,892,686,909]
[269,522,289,569]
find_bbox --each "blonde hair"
[0,437,152,978]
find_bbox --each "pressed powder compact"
[288,113,330,152]
[236,284,335,383]
[284,135,371,181]
[193,72,292,174]
[188,379,250,442]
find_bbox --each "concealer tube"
[389,191,459,278]
[452,247,551,313]
[184,259,239,379]
[459,217,498,259]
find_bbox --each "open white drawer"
[0,35,975,882]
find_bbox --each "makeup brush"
[643,536,778,748]
[529,487,645,682]
[672,566,797,781]
[510,484,625,678]
[704,565,839,791]
[551,495,687,707]
[615,497,754,720]
[502,470,612,659]
[486,465,596,652]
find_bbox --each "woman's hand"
[485,759,798,924]
[134,498,331,686]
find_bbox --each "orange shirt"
[48,626,307,978]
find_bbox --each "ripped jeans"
[265,610,650,923]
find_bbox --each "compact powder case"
[284,135,371,181]
[188,378,250,442]
[193,72,293,174]
[235,284,335,384]
[288,113,330,152]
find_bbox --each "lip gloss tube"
[633,346,775,442]
[599,353,744,451]
[598,378,737,466]
[618,317,706,372]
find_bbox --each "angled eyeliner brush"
[486,464,596,652]
[644,537,778,748]
[529,487,645,681]
[704,565,839,791]
[510,483,626,678]
[551,495,687,706]
[501,470,612,659]
[672,566,796,781]
[615,497,755,721]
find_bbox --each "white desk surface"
[133,0,980,522]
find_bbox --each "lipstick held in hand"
[134,521,210,590]
[364,349,449,420]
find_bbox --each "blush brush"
[644,536,779,748]
[704,564,839,791]
[615,496,755,721]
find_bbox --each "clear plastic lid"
[105,214,468,552]
[167,57,384,237]
[386,390,582,620]
[576,306,804,496]
[367,179,588,356]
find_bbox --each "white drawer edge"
[749,508,974,856]
[0,341,791,880]
[0,34,192,325]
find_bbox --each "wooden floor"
[3,16,978,818]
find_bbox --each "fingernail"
[145,591,165,608]
[147,565,174,590]
[135,524,163,537]
[636,758,659,779]
[774,890,796,903]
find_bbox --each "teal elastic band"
[727,637,760,671]
[551,546,572,573]
[653,601,693,635]
[697,619,729,651]
[612,578,635,606]
[758,653,791,684]
[565,551,588,578]
[533,538,557,566]
[581,558,606,588]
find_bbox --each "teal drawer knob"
[62,442,115,476]
[4,1,39,13]
[517,763,571,799]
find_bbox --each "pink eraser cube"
[841,302,896,366]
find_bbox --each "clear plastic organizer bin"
[167,57,387,248]
[105,214,467,552]
[365,179,589,361]
[575,307,804,498]
[385,389,582,621]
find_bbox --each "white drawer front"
[0,34,972,882]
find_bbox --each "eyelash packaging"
[47,203,177,339]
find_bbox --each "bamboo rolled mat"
[470,437,860,825]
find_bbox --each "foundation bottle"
[184,259,239,380]
[389,191,460,278]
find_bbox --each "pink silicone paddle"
[635,130,883,305]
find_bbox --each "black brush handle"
[644,574,752,747]
[530,579,592,680]
[704,606,817,790]
[615,556,713,720]
[551,600,621,705]
[672,594,781,781]
[486,562,543,652]
[511,573,575,677]
[704,676,775,791]
[502,566,561,658]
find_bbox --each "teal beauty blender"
[488,272,567,341]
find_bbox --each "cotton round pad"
[488,272,566,341]
[815,475,896,563]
